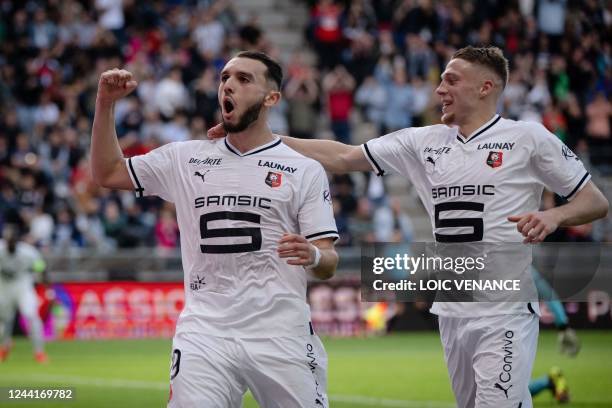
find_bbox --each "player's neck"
[457,109,498,139]
[226,121,275,153]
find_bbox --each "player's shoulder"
[160,139,219,152]
[387,124,455,145]
[147,139,221,160]
[496,117,552,141]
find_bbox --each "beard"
[222,97,265,133]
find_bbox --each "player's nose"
[435,84,446,95]
[222,83,234,96]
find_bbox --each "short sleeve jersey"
[128,137,338,337]
[363,115,590,316]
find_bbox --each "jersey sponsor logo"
[477,142,515,151]
[194,170,210,183]
[306,343,326,407]
[189,274,206,291]
[194,195,272,209]
[323,190,332,205]
[431,184,495,199]
[188,157,223,166]
[561,145,579,161]
[265,171,282,188]
[495,330,514,398]
[258,159,297,174]
[423,146,451,155]
[486,151,503,168]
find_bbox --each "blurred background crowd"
[0,0,610,256]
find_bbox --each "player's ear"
[264,90,281,107]
[480,79,495,98]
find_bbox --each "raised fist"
[97,69,138,103]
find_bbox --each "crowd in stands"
[0,0,609,255]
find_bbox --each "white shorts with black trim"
[438,313,539,408]
[167,331,328,408]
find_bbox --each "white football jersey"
[363,114,590,317]
[0,241,41,283]
[127,137,338,337]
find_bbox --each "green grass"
[0,331,610,407]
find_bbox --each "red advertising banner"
[35,280,369,340]
[37,282,185,340]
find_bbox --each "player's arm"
[279,136,372,174]
[509,181,609,243]
[90,69,138,190]
[207,122,372,173]
[277,234,338,280]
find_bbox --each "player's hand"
[97,69,138,103]
[207,122,226,139]
[508,210,561,243]
[277,233,316,266]
[558,328,581,357]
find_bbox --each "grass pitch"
[0,331,610,407]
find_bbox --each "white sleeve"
[298,163,339,242]
[126,143,178,202]
[530,124,590,200]
[361,128,419,176]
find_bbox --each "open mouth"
[223,99,235,114]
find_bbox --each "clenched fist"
[97,69,138,103]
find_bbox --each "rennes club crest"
[265,171,282,187]
[486,151,503,168]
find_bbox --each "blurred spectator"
[160,113,190,143]
[323,65,355,143]
[585,92,612,174]
[268,98,289,135]
[154,68,189,119]
[285,53,320,139]
[355,75,386,133]
[96,0,125,37]
[561,93,586,151]
[192,9,225,60]
[404,34,435,80]
[191,67,218,129]
[542,99,568,142]
[309,0,344,69]
[28,205,54,248]
[382,65,414,133]
[52,206,83,252]
[503,70,528,120]
[349,197,375,244]
[373,197,414,243]
[155,206,179,255]
[410,75,433,127]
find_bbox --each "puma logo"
[494,382,512,399]
[426,156,437,167]
[194,170,210,183]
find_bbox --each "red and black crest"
[486,151,503,168]
[265,171,282,187]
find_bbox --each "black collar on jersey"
[456,114,501,144]
[224,137,281,157]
